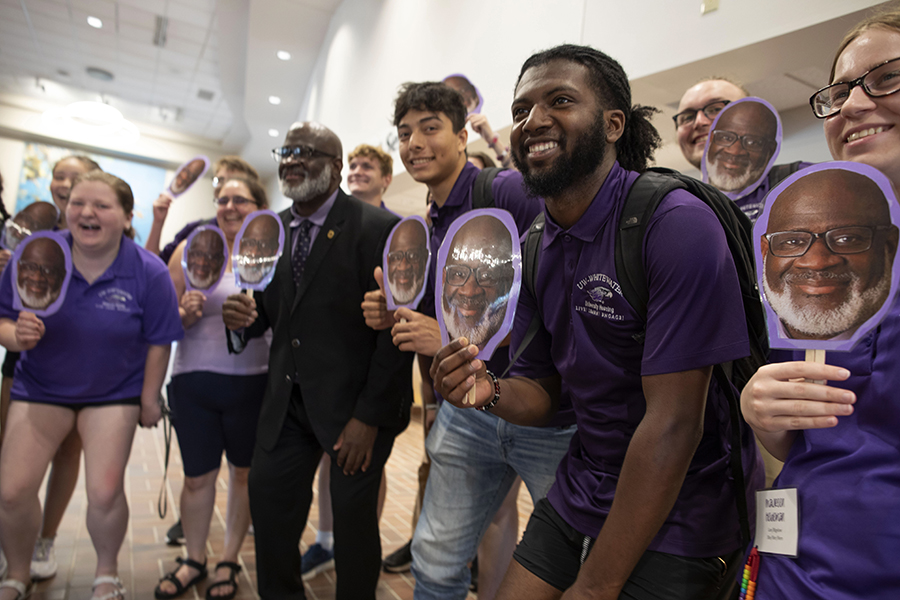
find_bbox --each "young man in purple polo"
[432,44,764,600]
[362,81,576,598]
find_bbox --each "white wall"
[298,0,882,172]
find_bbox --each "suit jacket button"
[291,338,300,348]
[285,375,292,383]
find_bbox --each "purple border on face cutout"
[753,161,900,351]
[232,209,285,291]
[182,225,228,294]
[1,202,61,251]
[435,209,522,361]
[168,155,210,198]
[443,73,484,115]
[701,97,782,201]
[11,231,72,317]
[384,216,431,311]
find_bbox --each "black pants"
[249,388,396,600]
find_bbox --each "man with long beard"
[762,168,898,341]
[221,121,412,600]
[360,81,575,600]
[185,229,225,290]
[16,237,65,310]
[441,215,513,347]
[431,44,764,600]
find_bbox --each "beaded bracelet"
[477,369,501,411]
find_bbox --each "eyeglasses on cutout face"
[764,226,892,257]
[672,100,731,128]
[18,261,63,281]
[387,249,427,266]
[710,130,772,153]
[271,145,338,163]
[444,264,509,288]
[810,56,900,118]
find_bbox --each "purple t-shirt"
[0,233,183,404]
[754,297,900,599]
[509,162,764,557]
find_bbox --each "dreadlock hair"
[515,44,661,173]
[393,82,468,133]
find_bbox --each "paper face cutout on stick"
[436,209,522,361]
[168,155,210,197]
[384,216,430,310]
[754,162,900,351]
[182,225,227,294]
[702,97,782,202]
[443,73,483,115]
[1,201,60,251]
[233,210,284,291]
[11,231,72,317]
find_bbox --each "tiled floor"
[25,409,534,600]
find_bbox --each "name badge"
[755,488,799,557]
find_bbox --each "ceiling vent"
[153,16,168,47]
[197,88,215,101]
[86,67,114,81]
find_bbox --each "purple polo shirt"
[509,162,763,556]
[754,297,900,599]
[0,233,183,404]
[734,162,814,224]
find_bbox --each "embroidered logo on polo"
[96,287,134,312]
[575,273,624,321]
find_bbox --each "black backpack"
[497,167,765,544]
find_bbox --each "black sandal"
[154,556,208,599]
[205,561,242,600]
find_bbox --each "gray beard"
[390,273,424,305]
[441,292,509,348]
[281,163,332,203]
[763,251,892,339]
[187,268,218,290]
[17,282,56,310]
[708,159,766,193]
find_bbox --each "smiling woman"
[0,170,183,600]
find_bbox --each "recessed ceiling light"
[268,95,281,105]
[87,16,102,28]
[276,50,291,61]
[268,129,279,137]
[86,66,114,81]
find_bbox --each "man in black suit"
[222,122,412,600]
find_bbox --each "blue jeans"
[411,403,576,600]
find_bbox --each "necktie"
[292,220,313,285]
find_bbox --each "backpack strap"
[472,167,506,209]
[615,170,687,341]
[502,212,545,379]
[715,364,752,546]
[766,160,803,189]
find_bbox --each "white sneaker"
[0,547,8,579]
[30,536,58,580]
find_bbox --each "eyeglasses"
[271,145,337,163]
[18,261,63,280]
[672,100,730,128]
[214,195,258,207]
[710,130,772,153]
[765,226,892,257]
[445,264,509,287]
[387,249,427,265]
[810,56,900,118]
[187,249,221,262]
[239,238,279,253]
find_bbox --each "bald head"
[17,237,66,310]
[676,79,748,168]
[388,219,429,305]
[707,100,777,193]
[279,122,343,213]
[18,201,59,231]
[186,229,225,290]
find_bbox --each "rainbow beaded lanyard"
[739,547,760,600]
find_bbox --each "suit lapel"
[292,192,348,311]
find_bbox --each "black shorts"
[12,396,141,411]
[2,351,19,378]
[168,371,266,477]
[513,498,742,599]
